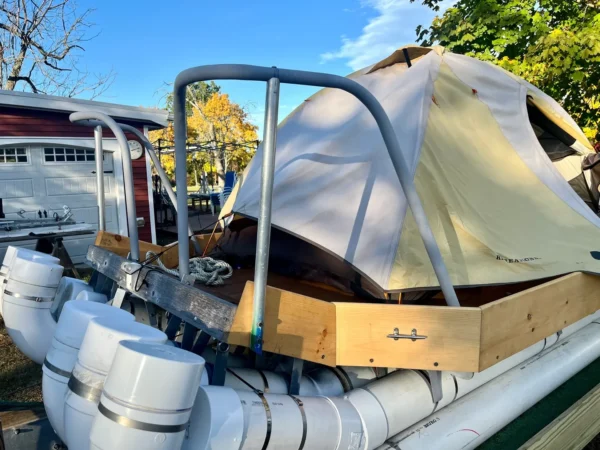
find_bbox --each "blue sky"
[77,0,442,129]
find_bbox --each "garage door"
[0,144,120,264]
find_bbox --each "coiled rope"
[146,251,233,286]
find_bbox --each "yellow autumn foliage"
[149,92,258,183]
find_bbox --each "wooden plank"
[95,231,223,268]
[0,407,46,429]
[193,232,222,255]
[335,302,481,372]
[227,281,337,367]
[86,245,237,340]
[95,231,188,268]
[479,272,600,370]
[520,383,600,450]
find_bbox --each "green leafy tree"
[413,0,600,142]
[165,81,221,115]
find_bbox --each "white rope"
[146,251,233,286]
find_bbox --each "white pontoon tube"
[0,246,59,316]
[89,341,205,450]
[75,290,109,304]
[183,310,600,450]
[186,386,364,450]
[378,320,600,450]
[2,253,63,364]
[64,315,168,450]
[43,301,134,442]
[49,276,95,319]
[211,365,385,397]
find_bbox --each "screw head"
[527,314,532,320]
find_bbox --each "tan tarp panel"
[390,63,600,290]
[230,46,600,292]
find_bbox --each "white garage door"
[0,144,120,264]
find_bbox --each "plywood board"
[335,302,481,372]
[520,382,600,450]
[94,231,222,268]
[480,272,600,371]
[194,232,222,255]
[95,231,180,267]
[228,281,337,366]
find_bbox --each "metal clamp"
[181,274,195,286]
[426,370,443,404]
[121,261,143,291]
[387,328,427,341]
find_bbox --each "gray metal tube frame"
[173,65,460,314]
[80,120,203,256]
[94,126,106,231]
[251,77,280,352]
[78,119,201,254]
[116,123,202,255]
[69,111,140,262]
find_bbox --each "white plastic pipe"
[0,246,59,316]
[42,301,134,442]
[64,316,168,450]
[49,277,94,320]
[355,313,600,449]
[2,254,63,363]
[379,321,600,450]
[90,341,205,450]
[184,385,364,450]
[75,291,109,303]
[347,369,437,449]
[217,366,382,398]
[192,311,600,450]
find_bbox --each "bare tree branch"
[0,0,113,97]
[8,74,40,92]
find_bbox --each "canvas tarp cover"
[225,47,600,292]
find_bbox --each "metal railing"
[69,111,140,261]
[77,119,202,255]
[173,65,461,354]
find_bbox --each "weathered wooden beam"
[520,382,600,450]
[86,245,237,340]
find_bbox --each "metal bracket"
[387,328,427,341]
[121,261,143,291]
[181,322,198,351]
[212,342,230,386]
[191,331,211,355]
[181,274,195,286]
[111,288,128,309]
[426,370,443,404]
[144,302,158,328]
[164,315,182,340]
[289,358,304,396]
